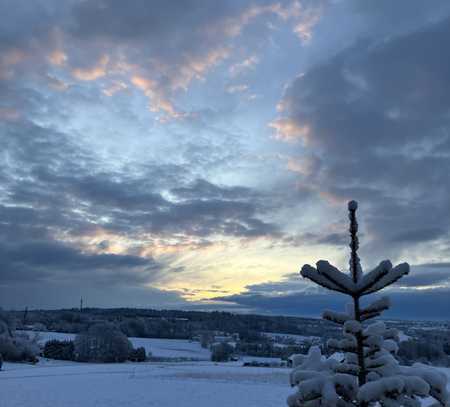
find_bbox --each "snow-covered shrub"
[128,346,147,362]
[43,339,75,361]
[211,342,234,362]
[0,335,39,363]
[74,323,132,363]
[0,314,39,363]
[288,201,449,407]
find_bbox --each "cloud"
[72,55,109,81]
[0,112,282,309]
[229,55,259,77]
[292,3,322,43]
[397,263,450,287]
[171,179,260,201]
[1,117,280,245]
[226,84,249,94]
[48,49,67,66]
[63,0,320,119]
[0,0,327,121]
[130,74,181,119]
[272,15,450,262]
[390,228,447,244]
[0,280,187,310]
[214,261,450,319]
[2,1,450,315]
[243,272,310,295]
[0,239,160,284]
[214,288,450,320]
[269,118,311,143]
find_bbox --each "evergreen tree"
[288,201,449,407]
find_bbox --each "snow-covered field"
[0,359,290,407]
[22,330,211,360]
[23,330,284,364]
[262,332,320,344]
[3,331,448,407]
[2,358,449,407]
[0,331,290,406]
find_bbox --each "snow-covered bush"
[0,313,39,363]
[211,342,234,362]
[288,201,449,407]
[75,323,132,363]
[128,346,147,362]
[43,339,75,361]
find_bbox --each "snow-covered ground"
[22,330,211,360]
[2,358,448,407]
[0,359,290,407]
[4,331,447,407]
[262,332,320,344]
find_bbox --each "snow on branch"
[322,310,352,325]
[358,375,430,404]
[356,261,392,294]
[359,297,391,321]
[288,347,358,407]
[301,265,349,294]
[401,365,449,406]
[361,263,410,295]
[316,261,357,294]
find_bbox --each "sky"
[1,0,450,320]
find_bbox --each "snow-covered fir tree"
[288,201,449,407]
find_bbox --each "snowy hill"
[22,330,211,360]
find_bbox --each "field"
[0,331,290,407]
[1,331,448,407]
[2,356,449,407]
[1,359,290,407]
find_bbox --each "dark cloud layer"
[215,263,450,320]
[215,288,450,320]
[276,13,450,263]
[0,240,156,275]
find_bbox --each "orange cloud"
[102,80,127,97]
[72,55,109,81]
[220,1,323,44]
[131,75,181,119]
[293,5,322,43]
[48,50,67,66]
[269,117,311,143]
[130,48,230,119]
[169,47,230,91]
